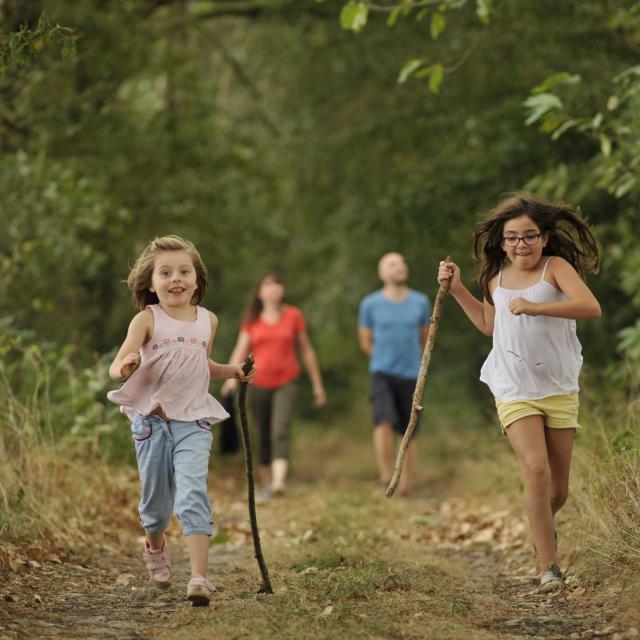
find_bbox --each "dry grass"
[2,351,639,635]
[564,377,640,614]
[0,355,138,569]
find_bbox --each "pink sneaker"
[187,575,215,606]
[142,538,171,589]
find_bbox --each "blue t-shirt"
[358,289,431,379]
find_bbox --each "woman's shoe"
[187,575,215,606]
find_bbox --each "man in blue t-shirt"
[358,252,431,495]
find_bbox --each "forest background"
[1,0,639,627]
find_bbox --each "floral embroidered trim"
[150,337,208,351]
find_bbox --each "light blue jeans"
[131,414,214,536]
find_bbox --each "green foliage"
[340,0,490,90]
[0,0,637,436]
[521,5,640,361]
[340,1,369,32]
[0,14,76,75]
[0,321,129,463]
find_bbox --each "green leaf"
[532,72,581,95]
[550,118,578,140]
[476,0,491,24]
[614,175,637,198]
[430,13,446,39]
[607,95,620,111]
[599,134,612,158]
[523,93,563,126]
[387,7,401,27]
[415,64,444,93]
[340,2,357,29]
[613,65,640,84]
[428,63,444,93]
[340,1,368,32]
[617,320,640,359]
[398,58,424,84]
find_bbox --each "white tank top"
[479,258,583,402]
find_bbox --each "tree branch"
[386,256,451,498]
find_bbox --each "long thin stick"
[238,353,273,594]
[386,256,452,498]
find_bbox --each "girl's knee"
[550,486,569,512]
[521,459,550,486]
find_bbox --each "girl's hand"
[119,353,140,379]
[221,378,238,396]
[234,363,256,383]
[509,298,539,316]
[313,385,327,408]
[438,260,462,292]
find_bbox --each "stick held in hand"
[238,353,274,594]
[386,256,452,498]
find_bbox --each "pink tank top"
[107,304,229,423]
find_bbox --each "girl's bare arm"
[438,261,495,336]
[509,258,601,319]
[207,315,254,382]
[109,310,152,380]
[218,331,252,392]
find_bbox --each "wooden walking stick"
[238,353,274,594]
[386,256,452,498]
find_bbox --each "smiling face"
[502,215,548,268]
[149,250,198,308]
[378,252,409,286]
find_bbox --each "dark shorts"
[370,372,420,436]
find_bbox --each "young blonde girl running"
[108,235,254,606]
[438,193,600,592]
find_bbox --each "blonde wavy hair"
[126,235,208,310]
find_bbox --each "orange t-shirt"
[241,305,306,389]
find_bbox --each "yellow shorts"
[495,394,581,434]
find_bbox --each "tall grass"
[571,369,640,572]
[0,332,137,563]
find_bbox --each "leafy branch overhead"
[339,0,492,92]
[523,57,640,358]
[0,16,76,76]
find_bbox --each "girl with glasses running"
[438,192,600,592]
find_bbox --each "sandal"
[187,575,215,606]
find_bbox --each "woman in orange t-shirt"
[222,272,326,500]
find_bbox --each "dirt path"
[1,428,635,640]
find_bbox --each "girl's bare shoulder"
[545,256,580,289]
[546,256,577,276]
[488,273,500,295]
[131,307,153,328]
[206,309,219,327]
[127,308,154,344]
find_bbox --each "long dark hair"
[243,271,285,324]
[474,192,600,303]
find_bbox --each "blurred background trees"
[1,0,638,439]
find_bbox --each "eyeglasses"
[503,232,542,247]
